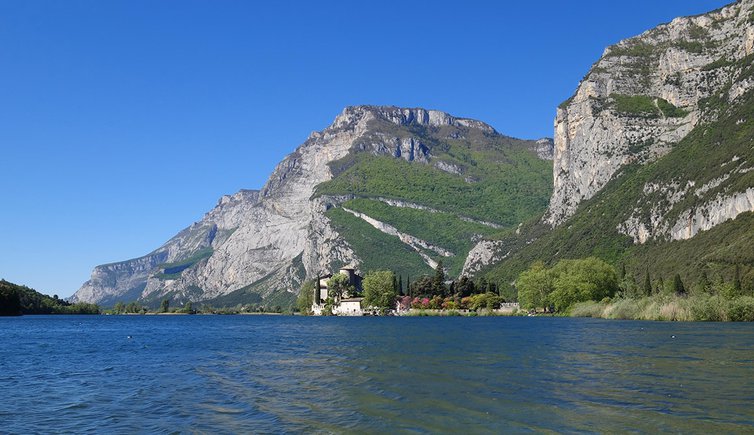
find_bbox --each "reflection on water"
[1,315,753,432]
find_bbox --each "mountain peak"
[334,105,497,134]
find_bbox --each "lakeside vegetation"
[571,294,754,322]
[515,257,754,321]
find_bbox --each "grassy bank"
[570,294,754,321]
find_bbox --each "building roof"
[340,297,364,302]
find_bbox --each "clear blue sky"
[0,0,730,298]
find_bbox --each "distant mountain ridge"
[71,106,553,308]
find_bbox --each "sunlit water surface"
[1,315,753,433]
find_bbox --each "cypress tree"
[398,275,403,296]
[314,274,321,304]
[699,271,711,293]
[734,265,742,294]
[643,271,652,297]
[434,261,446,296]
[673,274,686,296]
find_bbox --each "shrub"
[728,297,754,322]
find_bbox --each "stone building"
[312,266,364,316]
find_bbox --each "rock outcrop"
[546,0,754,226]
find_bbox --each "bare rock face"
[71,106,501,306]
[534,138,555,161]
[461,240,507,277]
[546,0,754,226]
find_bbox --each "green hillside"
[0,280,100,315]
[314,118,552,280]
[482,86,754,296]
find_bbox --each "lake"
[1,315,753,433]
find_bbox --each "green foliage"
[342,198,497,275]
[728,296,754,321]
[464,292,504,311]
[125,301,143,314]
[113,301,125,314]
[643,271,653,297]
[548,258,618,312]
[326,207,433,280]
[606,41,656,58]
[673,274,686,296]
[674,40,704,54]
[0,283,21,316]
[316,145,551,227]
[516,261,552,311]
[572,294,754,322]
[702,57,734,71]
[655,98,689,118]
[612,94,657,115]
[362,270,398,310]
[609,94,688,118]
[433,261,447,296]
[515,258,617,312]
[159,299,170,313]
[409,275,435,297]
[0,279,99,315]
[327,273,355,299]
[297,279,316,314]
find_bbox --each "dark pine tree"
[643,271,652,297]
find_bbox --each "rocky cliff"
[72,106,552,307]
[546,0,754,226]
[481,0,754,292]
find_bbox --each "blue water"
[1,315,753,433]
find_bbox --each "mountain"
[71,106,553,308]
[478,0,754,291]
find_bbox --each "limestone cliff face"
[71,106,508,306]
[546,0,754,226]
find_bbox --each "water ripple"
[0,316,753,433]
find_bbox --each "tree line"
[0,279,100,316]
[297,260,513,314]
[516,257,754,318]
